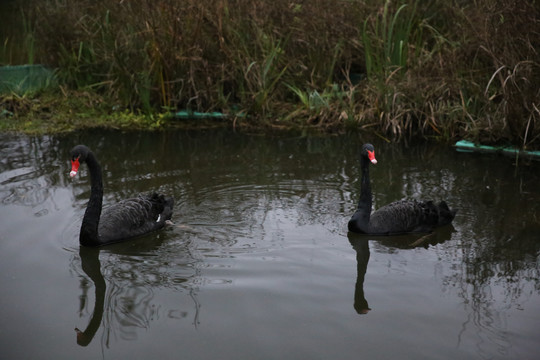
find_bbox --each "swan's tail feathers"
[437,201,457,226]
[162,196,174,221]
[149,193,174,223]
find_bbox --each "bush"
[4,0,539,147]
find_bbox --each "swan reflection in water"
[75,247,105,346]
[348,236,371,314]
[73,238,199,347]
[348,226,455,315]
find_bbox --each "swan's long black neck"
[357,155,372,219]
[79,151,103,247]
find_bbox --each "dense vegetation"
[1,0,539,148]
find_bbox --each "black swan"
[70,145,174,246]
[348,143,456,235]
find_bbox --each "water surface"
[0,129,539,359]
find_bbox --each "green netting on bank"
[0,65,56,94]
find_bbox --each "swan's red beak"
[367,150,377,164]
[70,158,80,178]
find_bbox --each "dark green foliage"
[2,0,539,147]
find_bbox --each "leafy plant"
[362,0,418,78]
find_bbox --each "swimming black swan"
[348,143,456,235]
[70,145,174,246]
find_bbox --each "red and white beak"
[367,150,377,164]
[70,158,80,178]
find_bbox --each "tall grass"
[0,3,36,65]
[4,0,540,148]
[362,0,418,78]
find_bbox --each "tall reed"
[362,0,418,78]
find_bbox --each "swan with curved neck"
[348,143,456,235]
[70,145,174,246]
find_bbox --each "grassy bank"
[1,0,539,148]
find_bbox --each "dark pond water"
[0,129,539,359]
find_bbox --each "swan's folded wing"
[368,199,439,234]
[99,193,171,242]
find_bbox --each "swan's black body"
[348,144,456,235]
[70,145,174,246]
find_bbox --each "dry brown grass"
[3,0,539,147]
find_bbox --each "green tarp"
[0,64,56,94]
